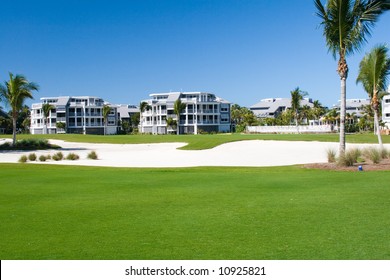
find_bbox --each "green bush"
[0,139,60,150]
[18,155,28,163]
[28,153,37,161]
[87,151,98,160]
[66,153,80,160]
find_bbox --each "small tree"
[357,44,390,149]
[290,87,308,130]
[0,73,39,145]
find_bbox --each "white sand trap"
[2,138,386,168]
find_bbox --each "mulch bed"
[304,158,390,172]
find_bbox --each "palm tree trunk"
[339,77,347,156]
[176,114,180,135]
[12,115,17,146]
[374,110,383,149]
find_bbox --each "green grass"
[1,163,389,260]
[4,133,390,150]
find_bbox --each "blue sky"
[1,0,389,108]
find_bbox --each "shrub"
[0,138,61,150]
[363,147,381,164]
[87,151,98,160]
[380,148,389,159]
[28,153,37,161]
[39,155,47,162]
[52,152,64,161]
[18,155,28,163]
[66,153,80,160]
[326,148,337,163]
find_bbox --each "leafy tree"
[174,99,186,135]
[315,0,389,155]
[231,104,259,132]
[166,117,177,134]
[0,73,39,145]
[357,44,390,148]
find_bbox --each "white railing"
[246,125,335,134]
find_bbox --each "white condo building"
[382,89,390,128]
[140,92,231,134]
[30,96,119,135]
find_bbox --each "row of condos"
[140,92,231,134]
[30,96,119,135]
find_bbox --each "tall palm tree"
[290,87,308,130]
[315,0,390,155]
[357,44,390,148]
[0,73,39,145]
[139,101,151,133]
[102,104,111,135]
[42,103,55,134]
[174,99,186,135]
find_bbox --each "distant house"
[332,98,370,119]
[140,91,231,134]
[30,96,119,135]
[250,98,314,118]
[117,104,139,123]
[0,108,9,134]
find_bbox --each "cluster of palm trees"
[315,0,390,155]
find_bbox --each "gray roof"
[250,98,313,117]
[117,105,139,118]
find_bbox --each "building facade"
[382,93,390,129]
[250,98,314,118]
[140,92,231,134]
[30,96,119,135]
[332,98,370,119]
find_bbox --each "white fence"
[246,125,335,134]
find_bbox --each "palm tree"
[102,104,111,135]
[315,0,390,155]
[174,99,186,135]
[42,103,55,134]
[139,101,151,133]
[357,44,390,148]
[290,87,308,130]
[0,73,39,146]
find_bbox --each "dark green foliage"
[52,152,64,161]
[28,153,37,161]
[0,139,60,150]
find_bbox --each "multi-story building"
[332,98,370,118]
[382,90,390,129]
[30,96,119,135]
[250,98,314,118]
[140,91,231,134]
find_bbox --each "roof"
[250,98,313,111]
[117,105,139,118]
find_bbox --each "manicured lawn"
[4,133,390,150]
[1,163,389,259]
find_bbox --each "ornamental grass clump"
[326,148,337,163]
[18,155,28,163]
[28,153,37,161]
[363,147,382,164]
[66,153,80,160]
[87,151,98,160]
[52,152,64,161]
[39,155,51,162]
[337,148,361,167]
